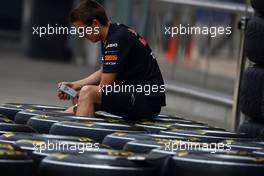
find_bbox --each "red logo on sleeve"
[139,37,147,46]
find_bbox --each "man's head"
[70,0,109,42]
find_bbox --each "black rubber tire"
[253,149,264,156]
[0,133,97,145]
[123,139,212,154]
[27,115,105,133]
[251,0,264,15]
[14,139,49,155]
[0,134,107,165]
[95,111,127,123]
[95,111,124,120]
[31,147,112,167]
[14,110,46,124]
[4,103,66,112]
[245,16,264,64]
[0,123,36,135]
[238,117,264,138]
[50,121,146,142]
[160,129,250,143]
[153,117,194,123]
[156,114,184,119]
[123,140,166,154]
[4,103,34,106]
[168,123,223,131]
[102,132,191,150]
[0,104,27,120]
[149,147,198,159]
[0,116,14,123]
[14,109,72,125]
[94,111,126,124]
[39,150,157,176]
[14,138,106,160]
[135,120,207,133]
[148,143,247,160]
[0,142,36,176]
[170,121,206,126]
[27,104,66,112]
[102,133,153,150]
[135,122,172,133]
[240,66,264,120]
[0,142,23,151]
[0,103,64,120]
[225,140,264,152]
[164,151,264,176]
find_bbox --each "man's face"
[73,20,100,43]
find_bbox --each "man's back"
[101,23,166,106]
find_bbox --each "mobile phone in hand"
[58,84,78,98]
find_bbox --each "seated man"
[58,0,166,121]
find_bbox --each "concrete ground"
[0,43,92,108]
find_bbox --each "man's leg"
[64,106,75,114]
[64,97,79,114]
[76,85,101,117]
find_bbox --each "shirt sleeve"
[102,33,134,73]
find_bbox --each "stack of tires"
[0,102,263,176]
[239,0,264,138]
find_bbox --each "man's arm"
[72,68,102,90]
[100,73,117,86]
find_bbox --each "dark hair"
[70,0,109,26]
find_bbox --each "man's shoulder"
[107,23,137,44]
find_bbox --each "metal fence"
[104,0,253,129]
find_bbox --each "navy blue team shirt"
[101,23,166,107]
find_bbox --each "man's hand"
[57,82,75,100]
[57,69,102,101]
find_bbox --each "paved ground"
[0,43,93,107]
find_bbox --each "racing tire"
[240,66,264,120]
[251,0,264,15]
[245,16,264,64]
[164,151,264,176]
[14,109,72,125]
[0,142,36,176]
[0,116,14,123]
[0,133,97,145]
[0,104,27,120]
[27,115,105,133]
[102,132,191,150]
[0,123,36,135]
[50,121,146,142]
[4,103,66,112]
[39,150,158,176]
[160,129,250,143]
